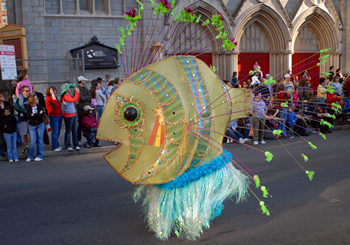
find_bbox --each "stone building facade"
[6,0,348,88]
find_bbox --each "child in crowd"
[251,72,261,87]
[231,71,238,88]
[81,105,100,148]
[15,71,33,108]
[225,120,250,144]
[286,106,297,138]
[0,107,19,162]
[252,93,266,145]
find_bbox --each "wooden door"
[292,53,320,94]
[238,53,269,83]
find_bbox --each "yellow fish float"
[96,0,320,240]
[98,55,253,240]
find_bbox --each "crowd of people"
[0,71,122,163]
[1,63,348,162]
[224,62,349,145]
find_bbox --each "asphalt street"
[1,130,350,245]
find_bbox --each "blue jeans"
[278,108,288,135]
[0,130,6,155]
[77,109,83,142]
[242,125,251,138]
[49,115,62,150]
[64,116,78,148]
[317,98,326,104]
[83,132,99,146]
[3,132,18,161]
[95,105,104,123]
[14,115,24,145]
[226,129,244,141]
[28,123,45,159]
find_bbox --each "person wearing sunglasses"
[15,86,31,154]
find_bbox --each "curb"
[2,124,350,161]
[4,145,115,161]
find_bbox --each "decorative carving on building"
[289,0,304,21]
[309,0,325,6]
[325,0,343,30]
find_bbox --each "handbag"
[87,127,97,133]
[43,114,50,125]
[91,98,97,108]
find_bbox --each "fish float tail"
[133,150,249,240]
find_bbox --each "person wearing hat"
[81,105,100,148]
[284,74,294,93]
[76,76,91,145]
[61,83,80,151]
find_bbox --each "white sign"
[0,45,17,80]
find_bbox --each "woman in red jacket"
[45,86,62,152]
[81,105,100,148]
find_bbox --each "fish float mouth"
[104,140,122,156]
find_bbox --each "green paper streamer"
[319,54,329,60]
[259,201,270,216]
[261,186,268,198]
[254,175,260,188]
[265,151,273,162]
[317,60,327,66]
[301,154,308,162]
[308,142,317,150]
[319,133,326,140]
[320,48,330,53]
[305,170,314,181]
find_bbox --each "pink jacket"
[82,114,99,134]
[16,79,32,97]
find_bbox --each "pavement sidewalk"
[2,128,116,161]
[1,123,350,161]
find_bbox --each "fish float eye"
[118,101,142,127]
[124,107,138,122]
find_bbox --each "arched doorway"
[293,24,320,93]
[238,22,270,82]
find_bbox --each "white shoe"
[75,146,80,151]
[66,147,74,151]
[14,159,19,162]
[239,138,245,144]
[226,138,230,143]
[253,141,258,145]
[9,160,13,163]
[53,147,61,152]
[259,140,266,144]
[58,147,63,150]
[244,138,251,143]
[78,141,82,146]
[289,135,294,139]
[230,139,234,143]
[34,157,43,162]
[26,158,32,162]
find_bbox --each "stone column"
[285,50,293,72]
[232,51,238,75]
[345,0,350,72]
